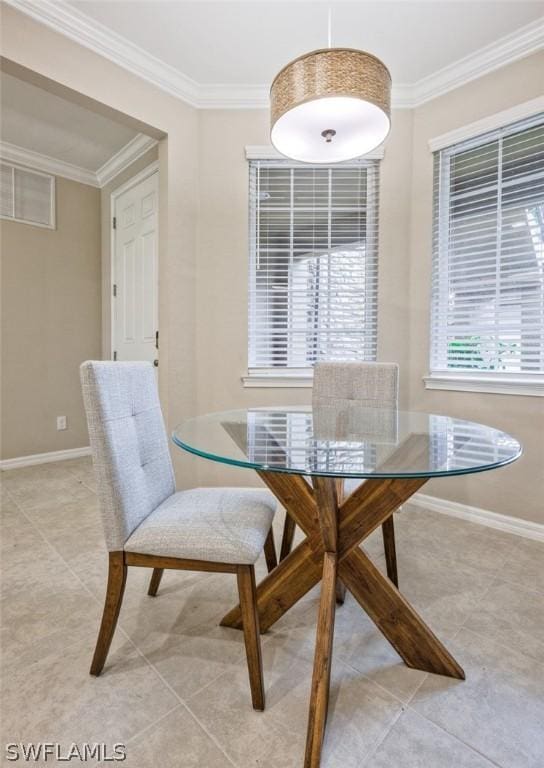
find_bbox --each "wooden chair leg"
[237,565,265,711]
[263,528,278,573]
[148,568,164,596]
[90,551,127,676]
[280,512,296,561]
[382,515,398,588]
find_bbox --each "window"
[429,114,544,395]
[244,409,377,474]
[247,160,379,383]
[0,161,55,229]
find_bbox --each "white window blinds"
[248,160,379,372]
[431,114,544,379]
[0,162,55,228]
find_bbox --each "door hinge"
[113,351,117,361]
[155,330,159,350]
[112,216,117,230]
[113,283,117,297]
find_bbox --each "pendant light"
[270,9,391,163]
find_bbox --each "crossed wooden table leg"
[221,471,465,768]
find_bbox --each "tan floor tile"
[121,571,238,632]
[32,511,105,565]
[62,456,94,480]
[501,536,544,594]
[67,547,122,599]
[2,633,179,748]
[119,573,251,700]
[366,708,496,767]
[1,566,103,665]
[78,559,256,705]
[117,706,232,768]
[320,662,404,768]
[1,486,19,513]
[187,632,402,768]
[464,579,544,663]
[185,628,315,766]
[411,628,544,768]
[2,465,95,510]
[3,461,543,768]
[1,509,43,554]
[392,549,492,630]
[1,539,69,592]
[397,506,520,576]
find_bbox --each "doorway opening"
[0,60,165,464]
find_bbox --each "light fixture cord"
[327,6,332,48]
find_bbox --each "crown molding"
[245,144,385,161]
[3,0,200,106]
[0,133,158,188]
[196,82,414,110]
[5,0,544,111]
[411,17,544,107]
[198,84,270,110]
[96,133,158,186]
[390,84,415,110]
[0,140,99,186]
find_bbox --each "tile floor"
[1,457,543,767]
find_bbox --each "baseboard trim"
[0,446,91,470]
[411,492,544,543]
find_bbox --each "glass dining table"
[173,405,521,768]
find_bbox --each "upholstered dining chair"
[80,361,277,711]
[279,361,400,602]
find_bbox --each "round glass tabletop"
[172,406,521,479]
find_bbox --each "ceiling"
[1,72,139,171]
[66,0,543,86]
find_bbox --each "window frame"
[426,106,544,398]
[0,161,56,230]
[244,147,383,388]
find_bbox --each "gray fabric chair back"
[80,361,176,551]
[313,362,399,409]
[312,362,399,442]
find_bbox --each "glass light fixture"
[270,47,391,164]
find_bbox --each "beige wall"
[408,52,544,523]
[195,57,544,515]
[0,138,159,460]
[1,177,101,458]
[195,108,414,487]
[1,4,198,482]
[196,108,414,412]
[2,6,543,522]
[100,144,159,359]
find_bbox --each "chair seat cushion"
[124,487,276,565]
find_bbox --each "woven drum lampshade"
[270,48,391,163]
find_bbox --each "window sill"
[242,373,313,388]
[423,373,544,397]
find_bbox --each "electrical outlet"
[56,416,67,431]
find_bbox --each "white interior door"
[113,170,158,365]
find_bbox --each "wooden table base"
[221,472,465,768]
